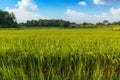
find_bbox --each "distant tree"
[0,10,18,28]
[70,22,78,28]
[96,22,104,26]
[112,21,120,25]
[82,22,88,28]
[60,20,70,28]
[103,20,109,25]
[86,23,96,28]
[19,22,26,27]
[24,19,70,28]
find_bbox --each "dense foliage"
[0,28,120,80]
[1,9,120,28]
[19,19,120,28]
[19,19,70,28]
[0,10,18,28]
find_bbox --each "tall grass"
[0,28,120,80]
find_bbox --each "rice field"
[0,28,120,80]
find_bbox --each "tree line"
[19,19,70,28]
[0,10,17,28]
[1,9,120,28]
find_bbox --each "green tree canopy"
[0,10,18,28]
[103,20,109,25]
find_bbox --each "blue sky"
[1,0,120,23]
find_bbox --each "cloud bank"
[6,0,45,23]
[65,9,109,23]
[65,4,120,23]
[78,1,87,6]
[5,0,120,23]
[110,7,120,21]
[93,0,119,5]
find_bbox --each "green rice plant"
[0,28,120,80]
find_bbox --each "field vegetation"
[0,28,120,80]
[0,8,120,80]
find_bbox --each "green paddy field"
[0,27,120,80]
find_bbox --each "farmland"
[0,28,120,80]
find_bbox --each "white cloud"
[65,7,120,23]
[65,9,86,18]
[65,9,109,23]
[6,0,45,23]
[5,0,120,23]
[93,0,118,5]
[93,0,105,5]
[78,1,87,6]
[110,7,120,21]
[110,7,120,17]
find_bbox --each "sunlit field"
[0,28,120,80]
